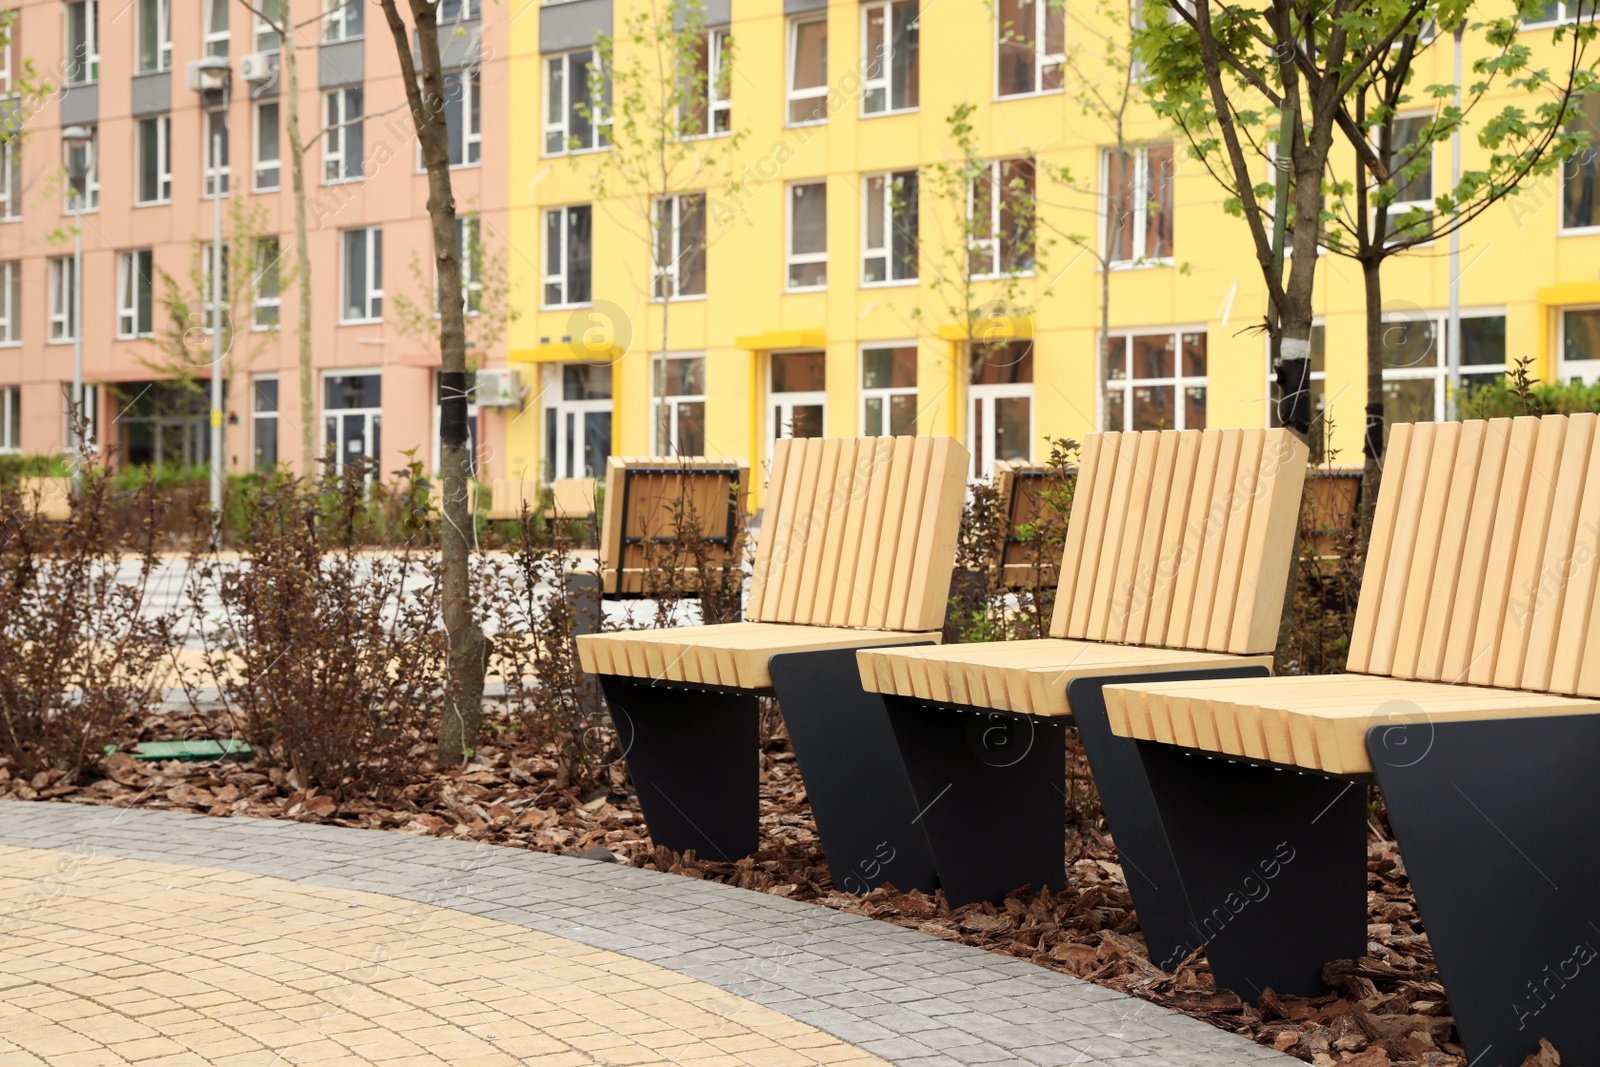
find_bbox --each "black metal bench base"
[1371,714,1600,1067]
[1135,741,1368,997]
[599,642,938,894]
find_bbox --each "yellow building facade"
[506,0,1600,502]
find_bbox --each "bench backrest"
[1347,415,1600,697]
[550,477,597,520]
[747,435,969,632]
[19,477,72,523]
[1050,427,1309,655]
[994,460,1069,591]
[600,456,750,596]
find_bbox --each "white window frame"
[1102,327,1208,432]
[48,256,77,343]
[64,128,99,212]
[204,0,230,56]
[861,0,917,116]
[323,87,363,184]
[683,27,732,138]
[787,15,829,126]
[767,350,827,458]
[968,381,1034,478]
[994,0,1063,99]
[252,237,281,330]
[255,0,282,53]
[65,0,99,85]
[1379,112,1436,245]
[254,100,280,191]
[455,215,481,316]
[1103,143,1176,269]
[651,353,706,457]
[0,25,12,92]
[0,142,18,220]
[860,342,918,436]
[653,192,707,301]
[251,374,280,469]
[1379,308,1509,416]
[863,169,918,286]
[117,249,154,339]
[323,0,363,42]
[1560,93,1600,236]
[446,68,481,167]
[786,181,828,292]
[321,369,382,474]
[203,107,230,198]
[137,0,172,73]
[1560,305,1600,383]
[0,260,19,345]
[542,204,591,309]
[0,385,19,453]
[340,226,383,323]
[1522,0,1590,26]
[968,158,1035,279]
[543,49,609,156]
[541,363,613,482]
[136,115,172,205]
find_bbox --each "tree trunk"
[376,0,487,764]
[282,35,316,474]
[1359,254,1386,549]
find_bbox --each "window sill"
[861,278,918,289]
[785,118,828,130]
[133,199,173,208]
[969,270,1038,281]
[62,206,101,216]
[1559,225,1600,237]
[541,301,593,311]
[651,294,708,304]
[860,106,919,120]
[0,217,19,224]
[0,340,21,348]
[115,333,155,342]
[323,176,364,186]
[682,130,733,143]
[542,145,611,160]
[322,34,364,44]
[339,317,383,326]
[48,338,76,346]
[1107,258,1175,272]
[785,285,827,294]
[994,87,1064,102]
[254,185,282,194]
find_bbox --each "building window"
[862,0,917,115]
[0,142,19,220]
[788,16,828,125]
[64,127,98,212]
[770,350,825,451]
[323,372,381,471]
[65,0,99,85]
[252,237,281,329]
[450,215,482,315]
[439,0,480,22]
[341,227,382,322]
[0,27,11,94]
[64,382,99,453]
[969,158,1035,277]
[204,108,230,197]
[324,0,362,41]
[969,341,1033,477]
[0,386,18,453]
[543,362,612,481]
[324,87,364,183]
[864,169,918,284]
[1103,330,1207,431]
[117,249,155,338]
[136,115,172,204]
[1563,308,1600,380]
[254,101,280,190]
[1383,310,1507,420]
[543,204,592,308]
[545,50,609,155]
[996,0,1062,97]
[652,354,705,456]
[862,344,917,436]
[682,27,732,138]
[202,241,229,333]
[1562,93,1600,232]
[1523,0,1588,24]
[252,376,279,469]
[1381,114,1434,242]
[138,0,171,73]
[787,181,827,291]
[1269,323,1327,432]
[204,0,229,56]
[0,260,19,344]
[1105,142,1174,266]
[48,256,76,342]
[255,0,282,52]
[654,192,707,299]
[444,69,481,167]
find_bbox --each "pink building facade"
[0,0,512,479]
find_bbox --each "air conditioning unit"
[239,52,277,83]
[474,368,521,408]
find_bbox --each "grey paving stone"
[0,800,1294,1067]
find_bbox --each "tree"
[583,0,741,452]
[371,0,486,764]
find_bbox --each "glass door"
[543,362,613,480]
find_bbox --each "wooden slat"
[1466,416,1542,687]
[904,437,970,631]
[1065,432,1122,638]
[1414,420,1487,681]
[884,436,935,631]
[792,437,842,625]
[847,438,896,628]
[810,438,859,627]
[1106,432,1162,643]
[1228,429,1309,654]
[1085,433,1139,641]
[1559,425,1600,696]
[1441,419,1513,682]
[1206,428,1264,651]
[1347,422,1416,673]
[865,437,916,629]
[775,439,826,623]
[1390,422,1460,678]
[1163,429,1222,648]
[1185,428,1243,649]
[1144,430,1202,646]
[1367,423,1438,677]
[1521,414,1594,692]
[1123,430,1181,646]
[746,442,795,620]
[832,438,883,626]
[1049,432,1104,638]
[1494,415,1569,688]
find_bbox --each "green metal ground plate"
[103,740,254,762]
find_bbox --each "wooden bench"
[577,436,969,889]
[19,477,72,523]
[992,460,1067,590]
[596,456,749,598]
[1102,414,1600,1066]
[856,426,1309,938]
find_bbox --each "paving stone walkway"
[0,801,1292,1067]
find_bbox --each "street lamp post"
[61,125,92,498]
[193,57,231,525]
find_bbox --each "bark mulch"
[0,708,1567,1067]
